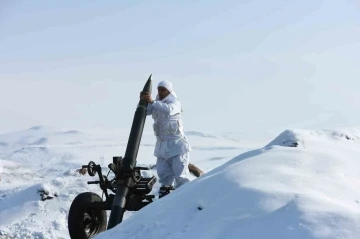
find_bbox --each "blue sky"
[0,0,359,135]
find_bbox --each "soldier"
[140,80,191,197]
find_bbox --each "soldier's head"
[157,80,172,100]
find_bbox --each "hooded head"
[157,80,173,100]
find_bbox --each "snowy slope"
[0,125,253,238]
[94,128,360,239]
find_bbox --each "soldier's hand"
[140,92,153,103]
[140,91,148,98]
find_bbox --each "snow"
[1,126,360,238]
[94,127,360,239]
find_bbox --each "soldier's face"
[158,86,170,100]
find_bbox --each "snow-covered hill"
[94,128,360,239]
[1,126,360,238]
[0,125,253,238]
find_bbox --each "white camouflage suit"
[146,81,191,188]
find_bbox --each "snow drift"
[0,126,249,238]
[94,128,360,239]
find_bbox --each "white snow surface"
[1,126,360,238]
